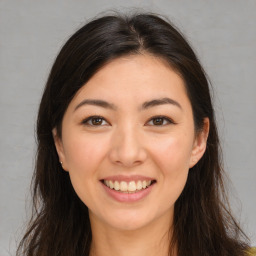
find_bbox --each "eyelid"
[81,115,110,126]
[146,115,176,126]
[81,115,176,127]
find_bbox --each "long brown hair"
[17,12,249,256]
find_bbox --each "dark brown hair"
[17,12,249,256]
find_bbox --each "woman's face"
[54,54,208,231]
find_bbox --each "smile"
[103,180,156,193]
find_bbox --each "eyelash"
[81,115,175,127]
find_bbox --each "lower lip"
[101,182,155,202]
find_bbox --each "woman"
[17,12,254,256]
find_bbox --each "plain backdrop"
[0,0,255,255]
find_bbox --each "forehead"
[69,54,190,110]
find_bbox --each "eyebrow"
[74,99,117,111]
[74,97,182,112]
[140,97,182,110]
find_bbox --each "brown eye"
[82,116,108,126]
[147,116,174,126]
[91,117,103,125]
[152,118,164,125]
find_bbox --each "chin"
[89,206,152,231]
[109,217,151,231]
[101,207,162,231]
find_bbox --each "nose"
[108,124,147,168]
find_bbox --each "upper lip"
[100,175,156,182]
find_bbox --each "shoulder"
[247,247,256,255]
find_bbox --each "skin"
[53,54,209,256]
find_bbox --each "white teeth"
[137,180,142,190]
[114,181,120,191]
[120,181,127,191]
[128,181,137,192]
[103,180,154,192]
[109,180,114,189]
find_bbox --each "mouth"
[101,179,157,193]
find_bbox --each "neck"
[89,212,176,256]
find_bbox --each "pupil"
[92,118,102,125]
[153,118,163,125]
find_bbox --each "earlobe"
[189,118,210,168]
[52,128,67,171]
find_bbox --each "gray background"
[0,0,255,255]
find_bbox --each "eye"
[81,116,109,126]
[147,116,174,126]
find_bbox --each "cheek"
[150,134,193,173]
[148,135,193,202]
[64,133,107,175]
[63,134,109,206]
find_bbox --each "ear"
[189,118,210,168]
[52,128,68,171]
